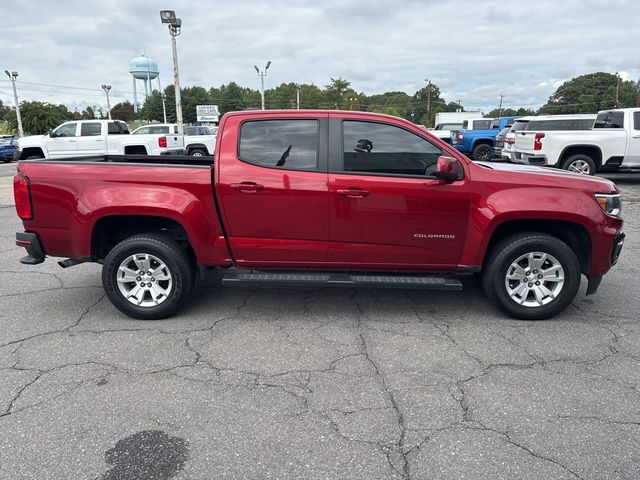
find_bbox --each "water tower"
[129,55,160,113]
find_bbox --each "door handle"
[230,182,264,193]
[337,188,370,198]
[96,139,104,142]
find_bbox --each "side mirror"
[434,155,462,181]
[48,129,55,138]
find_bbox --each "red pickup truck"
[13,110,625,320]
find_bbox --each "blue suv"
[0,137,18,163]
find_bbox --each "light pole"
[160,92,168,123]
[5,70,23,137]
[160,10,183,133]
[101,84,112,120]
[295,84,301,109]
[254,61,271,110]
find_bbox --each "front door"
[217,114,329,268]
[327,117,470,270]
[46,122,78,158]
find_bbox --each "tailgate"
[515,131,536,152]
[165,134,184,149]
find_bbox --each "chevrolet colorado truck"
[14,120,184,160]
[13,110,625,321]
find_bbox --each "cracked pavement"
[0,167,639,479]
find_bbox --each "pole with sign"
[196,105,220,123]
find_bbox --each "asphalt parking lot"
[0,161,639,479]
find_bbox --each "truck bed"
[20,153,213,166]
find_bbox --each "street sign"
[196,105,220,122]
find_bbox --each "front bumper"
[611,232,625,266]
[16,232,45,265]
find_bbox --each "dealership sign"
[196,105,220,122]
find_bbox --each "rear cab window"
[108,122,129,135]
[510,120,530,131]
[594,111,624,129]
[80,122,102,136]
[239,119,319,171]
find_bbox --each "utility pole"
[498,94,505,117]
[254,61,271,110]
[296,84,301,109]
[615,72,621,107]
[424,79,432,128]
[5,70,23,137]
[101,85,112,120]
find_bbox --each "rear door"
[626,111,640,167]
[217,114,329,267]
[76,122,106,156]
[327,116,470,269]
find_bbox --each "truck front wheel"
[482,233,581,320]
[102,234,195,320]
[472,143,493,162]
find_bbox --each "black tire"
[102,234,195,320]
[561,154,596,175]
[482,233,581,320]
[189,148,207,157]
[472,143,493,162]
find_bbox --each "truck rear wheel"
[102,234,195,320]
[189,148,207,157]
[472,143,493,162]
[561,154,596,175]
[482,233,581,320]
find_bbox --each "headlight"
[594,194,622,217]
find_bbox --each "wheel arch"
[482,219,592,275]
[91,215,196,263]
[558,145,603,170]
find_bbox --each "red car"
[14,110,624,320]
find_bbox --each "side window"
[53,123,77,137]
[80,122,102,136]
[108,122,129,135]
[594,111,624,129]
[133,126,150,135]
[151,126,170,134]
[239,119,319,171]
[342,121,443,176]
[634,112,640,130]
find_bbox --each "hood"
[474,161,617,193]
[16,135,45,147]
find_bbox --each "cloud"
[1,0,639,113]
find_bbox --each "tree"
[219,82,247,114]
[0,99,10,122]
[539,72,637,114]
[110,101,135,122]
[80,106,96,119]
[181,86,211,123]
[485,107,536,117]
[324,78,351,109]
[5,101,74,135]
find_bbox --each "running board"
[222,271,463,290]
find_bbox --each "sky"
[1,0,639,114]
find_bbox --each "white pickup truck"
[132,123,216,156]
[512,108,640,175]
[15,120,185,160]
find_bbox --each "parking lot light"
[160,10,183,134]
[4,70,24,137]
[101,84,112,120]
[255,62,271,110]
